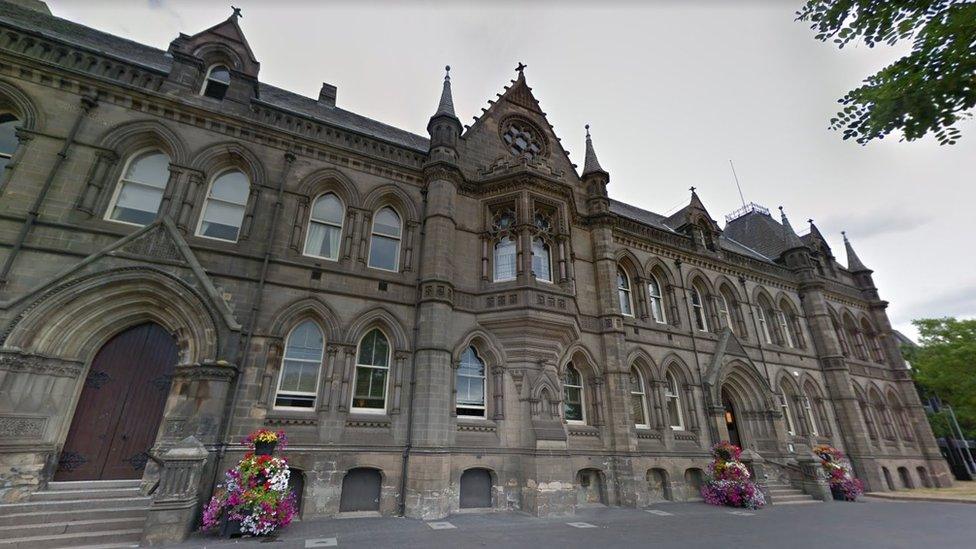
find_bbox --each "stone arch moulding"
[297,167,363,208]
[362,183,419,222]
[451,327,507,367]
[268,296,343,343]
[0,78,41,130]
[98,119,190,166]
[189,140,267,186]
[712,359,774,411]
[343,306,411,351]
[1,267,222,366]
[626,347,661,380]
[558,343,602,378]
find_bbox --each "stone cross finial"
[231,5,242,18]
[689,186,696,193]
[516,62,527,75]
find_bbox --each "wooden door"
[459,468,492,508]
[55,323,178,481]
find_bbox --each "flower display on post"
[700,441,766,509]
[201,429,297,537]
[813,444,863,501]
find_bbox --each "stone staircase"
[0,479,149,548]
[766,480,820,505]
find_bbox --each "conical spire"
[581,124,606,176]
[434,65,457,119]
[807,218,825,241]
[842,231,870,272]
[779,206,805,250]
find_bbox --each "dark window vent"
[378,281,388,291]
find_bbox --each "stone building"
[0,0,952,538]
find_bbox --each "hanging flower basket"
[700,441,765,509]
[201,429,296,537]
[813,444,863,502]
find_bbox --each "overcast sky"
[48,0,975,341]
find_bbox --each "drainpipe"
[675,259,712,445]
[210,148,295,488]
[0,95,98,288]
[398,184,429,516]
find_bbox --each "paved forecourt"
[173,499,976,549]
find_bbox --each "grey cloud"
[891,283,976,325]
[819,210,928,241]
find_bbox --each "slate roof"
[0,0,430,152]
[609,200,773,263]
[723,210,801,260]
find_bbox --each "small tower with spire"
[581,124,610,214]
[427,65,462,165]
[842,231,878,297]
[777,206,812,271]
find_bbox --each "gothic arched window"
[648,273,667,324]
[665,371,684,430]
[352,329,391,413]
[368,207,402,272]
[630,367,648,428]
[690,284,708,332]
[532,237,552,282]
[456,347,486,418]
[106,149,170,226]
[0,112,20,172]
[617,268,634,316]
[201,64,231,100]
[563,364,585,424]
[274,320,324,409]
[305,193,344,260]
[197,169,249,242]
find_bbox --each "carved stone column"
[141,436,209,545]
[318,345,340,411]
[75,150,119,215]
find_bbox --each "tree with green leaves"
[904,318,976,439]
[797,1,976,145]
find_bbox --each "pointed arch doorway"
[722,388,743,448]
[55,322,178,481]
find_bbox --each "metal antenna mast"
[729,159,746,208]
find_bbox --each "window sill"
[265,411,318,426]
[346,413,392,429]
[457,419,497,433]
[567,425,600,437]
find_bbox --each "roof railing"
[725,202,770,223]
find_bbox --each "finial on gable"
[231,5,243,18]
[516,62,527,76]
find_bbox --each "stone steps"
[0,528,143,549]
[765,482,820,505]
[0,480,148,548]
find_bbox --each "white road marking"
[646,509,674,516]
[567,522,598,528]
[305,538,338,547]
[427,521,457,530]
[727,510,755,516]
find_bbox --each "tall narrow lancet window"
[777,310,795,348]
[802,395,819,436]
[665,371,684,430]
[648,273,667,324]
[106,150,170,226]
[492,209,517,282]
[352,329,391,412]
[756,298,774,344]
[305,193,344,260]
[0,113,20,172]
[778,394,797,436]
[368,207,402,271]
[274,320,324,409]
[630,367,648,428]
[617,268,634,316]
[456,347,487,418]
[532,210,554,282]
[717,292,733,333]
[690,285,708,331]
[563,364,585,423]
[197,169,249,241]
[201,64,231,100]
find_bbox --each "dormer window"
[201,65,231,100]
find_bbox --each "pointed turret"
[808,219,826,242]
[581,124,607,177]
[842,231,870,273]
[427,65,462,165]
[581,124,610,214]
[778,206,806,251]
[434,65,458,119]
